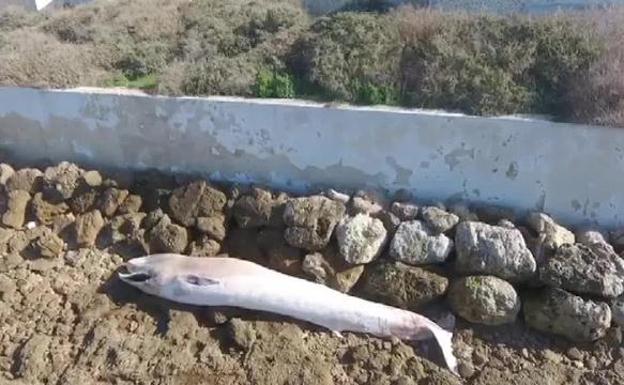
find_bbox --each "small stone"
[524,287,611,342]
[14,334,51,381]
[475,205,515,224]
[117,194,142,214]
[325,189,350,204]
[30,192,69,225]
[302,247,364,293]
[336,214,387,264]
[610,295,624,327]
[585,356,598,370]
[540,243,624,298]
[448,202,479,222]
[390,202,419,221]
[2,189,30,229]
[147,214,188,254]
[448,276,521,325]
[389,220,453,265]
[0,163,15,184]
[69,186,99,214]
[497,219,515,229]
[455,221,536,282]
[169,181,226,227]
[576,229,609,247]
[457,362,475,379]
[542,349,562,364]
[188,235,221,257]
[527,212,575,264]
[32,229,64,259]
[98,187,129,217]
[374,210,401,234]
[197,214,227,241]
[233,188,284,228]
[75,210,105,247]
[283,196,346,251]
[227,318,256,350]
[350,196,383,215]
[5,168,43,193]
[421,206,459,234]
[566,347,583,361]
[361,261,448,309]
[43,161,83,199]
[82,170,102,187]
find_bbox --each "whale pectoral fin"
[185,275,220,286]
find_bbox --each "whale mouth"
[119,272,152,283]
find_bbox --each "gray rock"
[5,168,43,193]
[611,296,624,327]
[576,229,609,247]
[43,161,83,199]
[302,247,364,293]
[100,212,146,246]
[168,181,227,227]
[421,206,459,234]
[0,163,15,185]
[448,202,479,222]
[350,196,383,215]
[2,189,30,229]
[325,189,350,204]
[527,212,575,264]
[524,287,611,342]
[30,192,69,225]
[283,196,346,251]
[98,187,129,217]
[389,220,453,265]
[540,243,624,298]
[82,170,103,187]
[455,221,536,282]
[31,228,65,259]
[75,210,105,247]
[197,214,227,241]
[390,202,419,221]
[335,214,387,264]
[475,205,516,224]
[448,276,520,325]
[147,214,188,254]
[188,235,221,257]
[374,210,401,235]
[360,261,448,310]
[497,219,516,229]
[233,188,285,228]
[69,186,100,214]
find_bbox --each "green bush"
[254,70,295,98]
[289,12,401,104]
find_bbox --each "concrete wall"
[0,86,622,229]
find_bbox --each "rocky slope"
[0,161,623,385]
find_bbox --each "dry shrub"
[564,8,624,127]
[0,30,106,88]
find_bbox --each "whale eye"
[185,275,219,286]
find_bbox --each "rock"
[143,208,165,231]
[497,219,515,229]
[335,214,387,264]
[75,210,105,247]
[390,202,419,221]
[576,229,609,247]
[258,229,302,276]
[100,213,146,246]
[361,262,448,309]
[233,188,285,228]
[197,214,227,241]
[283,196,346,251]
[30,192,69,225]
[611,296,624,327]
[69,186,99,214]
[225,228,263,264]
[527,212,575,263]
[147,214,188,254]
[82,170,103,187]
[98,187,129,217]
[31,228,65,259]
[447,276,520,325]
[389,221,453,265]
[475,205,516,224]
[117,194,142,214]
[448,202,479,222]
[540,243,624,298]
[524,287,611,342]
[5,168,43,193]
[0,163,15,184]
[374,210,401,234]
[188,235,221,257]
[455,221,536,282]
[2,189,30,229]
[325,189,350,204]
[350,196,383,215]
[43,161,83,199]
[302,247,364,292]
[421,206,459,234]
[169,181,227,227]
[457,362,475,379]
[227,318,256,350]
[14,334,52,382]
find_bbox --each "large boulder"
[421,206,459,234]
[455,221,536,282]
[283,196,346,251]
[360,261,448,310]
[335,214,387,264]
[540,243,624,298]
[389,220,453,265]
[448,276,520,325]
[526,212,575,264]
[524,287,611,342]
[168,181,227,227]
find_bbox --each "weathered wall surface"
[0,86,622,228]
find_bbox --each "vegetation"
[0,0,622,127]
